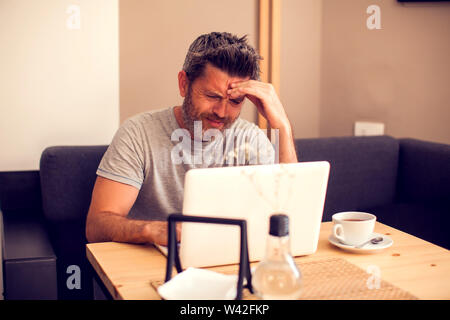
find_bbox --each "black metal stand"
[164,213,253,300]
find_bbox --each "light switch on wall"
[354,121,385,136]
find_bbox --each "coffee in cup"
[332,212,376,246]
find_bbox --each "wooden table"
[86,222,450,300]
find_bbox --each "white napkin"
[157,267,239,300]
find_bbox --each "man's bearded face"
[181,83,239,135]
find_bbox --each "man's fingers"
[227,85,261,99]
[230,80,270,93]
[230,79,262,89]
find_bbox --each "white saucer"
[328,232,393,253]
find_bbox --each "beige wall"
[280,0,322,138]
[3,0,448,172]
[0,0,119,171]
[320,0,450,143]
[119,0,259,124]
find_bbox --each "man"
[86,32,297,246]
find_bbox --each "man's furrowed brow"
[204,90,224,98]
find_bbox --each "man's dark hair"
[182,32,262,83]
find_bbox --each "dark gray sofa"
[1,135,449,299]
[295,136,449,248]
[0,171,57,299]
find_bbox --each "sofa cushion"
[295,136,399,221]
[2,213,55,261]
[2,213,57,299]
[0,170,57,299]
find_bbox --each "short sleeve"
[97,119,145,189]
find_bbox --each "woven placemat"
[151,257,417,300]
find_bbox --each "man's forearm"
[277,124,298,163]
[86,211,152,244]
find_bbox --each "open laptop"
[157,161,330,268]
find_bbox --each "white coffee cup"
[332,212,376,246]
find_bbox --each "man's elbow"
[85,221,93,243]
[85,214,98,243]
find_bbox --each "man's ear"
[178,70,189,98]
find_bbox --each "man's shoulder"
[120,107,177,135]
[125,107,173,125]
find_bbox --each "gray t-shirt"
[97,106,275,220]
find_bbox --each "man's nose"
[213,100,227,119]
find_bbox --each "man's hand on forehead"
[227,80,297,163]
[226,81,247,103]
[203,87,245,105]
[227,80,290,131]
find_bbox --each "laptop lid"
[178,161,330,268]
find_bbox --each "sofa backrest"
[397,138,450,202]
[295,136,399,221]
[0,170,42,217]
[40,146,108,223]
[39,145,107,299]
